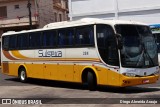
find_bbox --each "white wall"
[69,0,160,24]
[117,0,160,11]
[70,0,114,16]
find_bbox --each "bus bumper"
[120,75,159,87]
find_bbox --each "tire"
[87,72,97,91]
[19,68,27,82]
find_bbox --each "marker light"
[122,73,136,77]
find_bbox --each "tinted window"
[58,29,66,46]
[43,30,57,47]
[17,33,29,49]
[58,28,74,46]
[2,36,9,50]
[66,29,74,46]
[97,24,119,66]
[75,26,94,46]
[9,35,17,49]
[154,33,160,53]
[29,32,42,48]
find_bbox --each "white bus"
[1,18,159,90]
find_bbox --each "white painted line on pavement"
[148,87,160,89]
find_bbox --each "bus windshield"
[115,25,158,68]
[154,34,160,53]
[150,24,160,53]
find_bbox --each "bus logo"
[2,99,11,104]
[38,50,62,57]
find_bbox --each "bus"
[150,24,160,65]
[1,18,159,90]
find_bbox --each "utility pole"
[114,0,119,20]
[69,0,73,21]
[27,0,32,29]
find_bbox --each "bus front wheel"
[19,68,27,82]
[87,72,97,91]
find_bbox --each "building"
[0,0,68,36]
[69,0,160,25]
[0,0,68,65]
[38,0,69,28]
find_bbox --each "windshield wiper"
[136,43,154,67]
[135,47,145,67]
[142,43,155,66]
[134,25,155,67]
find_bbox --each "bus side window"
[9,35,17,50]
[75,26,94,46]
[66,28,74,46]
[17,33,29,49]
[58,29,65,46]
[96,24,119,66]
[43,30,57,48]
[2,36,9,50]
[58,28,74,47]
[29,32,42,48]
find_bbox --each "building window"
[59,14,62,21]
[15,5,19,9]
[53,0,61,4]
[0,6,7,18]
[54,12,57,22]
[65,1,68,9]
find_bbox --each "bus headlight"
[154,70,160,75]
[154,67,160,75]
[122,73,136,77]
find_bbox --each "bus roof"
[2,18,147,36]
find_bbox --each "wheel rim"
[20,71,25,81]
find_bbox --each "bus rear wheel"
[87,72,97,91]
[19,68,27,82]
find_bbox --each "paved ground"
[0,70,160,107]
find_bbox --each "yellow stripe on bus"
[15,58,101,62]
[3,50,17,60]
[11,51,29,59]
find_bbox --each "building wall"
[69,0,160,24]
[2,0,32,19]
[0,0,38,32]
[37,0,54,28]
[0,0,68,65]
[0,0,69,31]
[34,0,69,28]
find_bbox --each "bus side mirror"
[116,34,123,49]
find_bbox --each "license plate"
[143,79,149,83]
